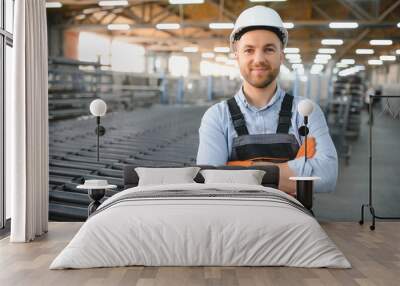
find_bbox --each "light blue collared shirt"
[196,86,338,193]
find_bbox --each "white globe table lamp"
[297,99,314,163]
[89,99,107,162]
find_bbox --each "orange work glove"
[296,137,316,159]
[226,160,254,167]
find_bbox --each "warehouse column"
[207,76,213,101]
[176,76,184,104]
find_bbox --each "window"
[200,60,239,79]
[168,55,189,77]
[110,40,145,73]
[5,0,14,33]
[78,32,146,73]
[78,32,111,65]
[1,0,14,229]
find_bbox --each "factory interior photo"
[1,0,400,285]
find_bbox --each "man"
[196,6,338,194]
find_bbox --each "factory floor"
[314,107,400,222]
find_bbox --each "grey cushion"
[200,169,266,185]
[124,165,280,189]
[135,167,201,186]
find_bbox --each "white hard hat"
[230,6,288,49]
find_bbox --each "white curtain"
[7,0,49,242]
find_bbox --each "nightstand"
[289,176,320,214]
[77,180,117,216]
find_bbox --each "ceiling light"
[283,22,294,29]
[249,0,286,2]
[316,54,331,60]
[292,64,303,69]
[311,64,324,70]
[338,69,354,77]
[396,49,400,55]
[314,59,328,64]
[226,59,237,66]
[321,39,343,45]
[183,46,198,53]
[329,22,358,29]
[341,59,355,65]
[318,48,336,54]
[215,55,228,62]
[169,0,204,4]
[285,54,301,60]
[209,23,234,29]
[83,8,101,14]
[397,22,400,28]
[310,64,324,74]
[46,2,62,8]
[355,65,365,71]
[289,59,302,64]
[202,52,215,58]
[336,63,348,68]
[369,40,392,46]
[98,1,128,6]
[229,53,236,59]
[76,14,86,20]
[339,67,359,77]
[156,23,180,30]
[214,46,230,53]
[107,24,130,30]
[380,55,396,61]
[356,49,374,55]
[284,48,300,53]
[368,59,383,65]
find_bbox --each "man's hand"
[226,160,254,167]
[225,137,317,194]
[252,161,273,166]
[252,161,296,194]
[296,137,316,159]
[227,160,275,167]
[236,161,294,194]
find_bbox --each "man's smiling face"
[235,29,284,89]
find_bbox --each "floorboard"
[1,222,399,286]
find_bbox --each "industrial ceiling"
[47,0,400,67]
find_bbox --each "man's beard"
[242,65,280,89]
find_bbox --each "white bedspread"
[50,183,351,269]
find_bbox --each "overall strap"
[227,97,249,136]
[276,93,294,134]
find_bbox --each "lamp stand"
[304,116,308,163]
[298,116,309,165]
[95,116,106,162]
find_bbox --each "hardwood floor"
[0,222,399,286]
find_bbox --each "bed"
[50,165,350,269]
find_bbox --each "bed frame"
[123,165,280,189]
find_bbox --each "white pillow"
[135,167,201,186]
[200,169,266,185]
